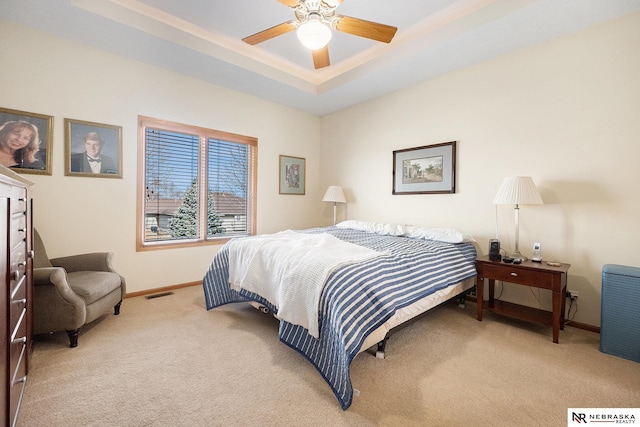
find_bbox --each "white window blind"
[138,116,256,249]
[207,138,249,236]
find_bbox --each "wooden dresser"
[0,165,33,427]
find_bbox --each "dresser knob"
[12,376,27,385]
[510,272,518,277]
[12,336,26,345]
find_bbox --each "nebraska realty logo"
[568,408,638,424]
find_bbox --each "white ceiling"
[2,0,640,115]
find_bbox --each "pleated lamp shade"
[322,186,346,204]
[493,177,543,205]
[323,186,346,225]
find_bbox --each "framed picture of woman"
[0,107,53,175]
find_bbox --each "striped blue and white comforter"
[202,226,477,409]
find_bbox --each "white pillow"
[405,225,472,243]
[336,220,407,236]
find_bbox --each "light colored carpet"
[18,285,640,427]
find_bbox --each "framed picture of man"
[0,107,53,175]
[65,118,122,178]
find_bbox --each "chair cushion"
[67,271,122,305]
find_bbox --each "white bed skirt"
[357,277,475,354]
[249,277,475,355]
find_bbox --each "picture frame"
[0,107,53,175]
[65,118,123,178]
[279,155,305,195]
[392,141,456,194]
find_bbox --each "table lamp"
[493,176,543,261]
[322,186,346,225]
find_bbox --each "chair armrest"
[48,252,126,298]
[33,267,86,307]
[50,252,114,273]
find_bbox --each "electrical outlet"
[568,290,579,300]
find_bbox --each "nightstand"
[476,255,571,343]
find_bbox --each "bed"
[202,221,477,409]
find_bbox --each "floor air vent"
[145,291,174,300]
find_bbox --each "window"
[137,116,257,250]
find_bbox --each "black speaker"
[489,239,501,261]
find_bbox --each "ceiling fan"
[242,0,398,70]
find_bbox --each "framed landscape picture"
[279,155,305,195]
[0,107,53,175]
[392,141,456,194]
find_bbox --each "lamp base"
[333,203,337,226]
[511,250,528,262]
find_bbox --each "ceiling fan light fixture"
[296,15,332,50]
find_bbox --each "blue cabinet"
[600,264,640,363]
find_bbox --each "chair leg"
[114,301,122,315]
[66,329,79,348]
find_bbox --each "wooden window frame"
[136,116,257,251]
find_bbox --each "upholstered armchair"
[33,229,126,347]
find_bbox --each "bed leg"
[457,294,466,308]
[375,337,388,359]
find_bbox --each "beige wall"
[2,11,639,328]
[0,20,323,293]
[321,11,640,327]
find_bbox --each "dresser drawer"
[9,343,27,427]
[10,186,27,214]
[10,268,26,302]
[480,264,555,289]
[10,241,27,298]
[10,309,27,380]
[10,278,27,333]
[10,213,27,248]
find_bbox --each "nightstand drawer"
[480,264,555,289]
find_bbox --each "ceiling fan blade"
[336,15,398,43]
[242,21,296,45]
[278,0,301,7]
[312,46,330,69]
